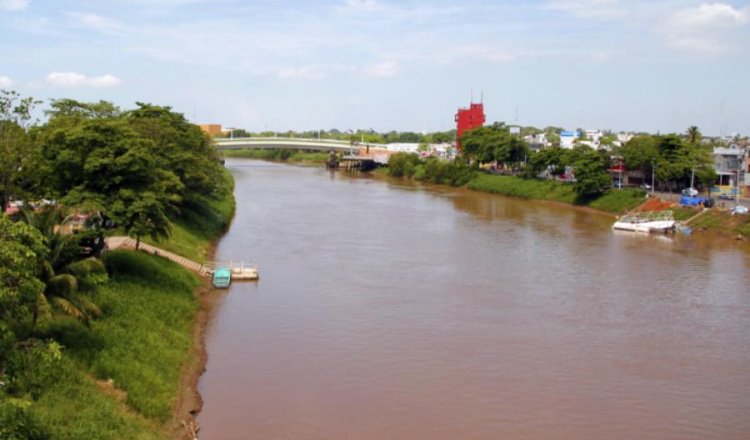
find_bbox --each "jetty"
[104,237,258,283]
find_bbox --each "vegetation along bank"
[380,121,749,237]
[221,148,328,164]
[1,90,234,440]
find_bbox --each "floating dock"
[206,260,259,288]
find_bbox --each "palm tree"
[19,205,103,326]
[687,126,702,145]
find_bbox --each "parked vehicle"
[681,188,698,197]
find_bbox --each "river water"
[198,159,750,440]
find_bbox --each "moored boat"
[612,210,675,233]
[212,267,232,288]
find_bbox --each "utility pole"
[690,167,695,190]
[737,169,741,207]
[651,164,655,195]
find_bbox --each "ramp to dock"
[105,236,210,276]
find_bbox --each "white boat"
[612,210,675,233]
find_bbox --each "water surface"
[198,159,750,439]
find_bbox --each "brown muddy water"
[198,159,750,440]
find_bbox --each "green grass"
[672,207,700,221]
[32,357,163,440]
[94,251,199,421]
[222,148,329,164]
[467,174,578,204]
[465,174,646,214]
[736,218,750,237]
[690,210,725,230]
[587,188,647,213]
[24,251,200,439]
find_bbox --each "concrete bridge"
[214,137,386,154]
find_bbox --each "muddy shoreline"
[165,244,222,440]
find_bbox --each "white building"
[560,130,580,149]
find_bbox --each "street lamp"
[690,167,695,190]
[651,163,655,194]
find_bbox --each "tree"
[387,152,421,177]
[687,125,702,145]
[526,147,567,178]
[573,149,612,198]
[120,191,172,250]
[0,90,39,213]
[0,215,46,344]
[17,205,102,326]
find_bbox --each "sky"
[1,0,749,135]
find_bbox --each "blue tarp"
[680,196,707,206]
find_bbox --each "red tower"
[455,101,485,149]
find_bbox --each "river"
[198,159,750,440]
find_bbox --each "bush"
[387,152,421,177]
[0,398,50,440]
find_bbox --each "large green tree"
[0,215,46,346]
[0,90,39,212]
[460,124,529,169]
[573,148,612,198]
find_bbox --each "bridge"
[214,137,386,154]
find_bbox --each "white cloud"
[89,74,122,87]
[663,3,749,53]
[0,76,13,87]
[363,60,399,77]
[0,0,29,11]
[670,3,748,28]
[69,12,124,34]
[46,72,122,88]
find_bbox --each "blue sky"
[1,0,749,135]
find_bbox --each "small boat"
[212,267,232,288]
[612,210,675,233]
[231,265,259,281]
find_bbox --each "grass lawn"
[29,251,199,439]
[466,173,645,214]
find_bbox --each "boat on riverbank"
[208,260,258,287]
[612,211,675,233]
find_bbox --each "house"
[523,133,548,151]
[713,146,743,192]
[560,130,580,149]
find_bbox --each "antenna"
[515,106,518,124]
[480,90,484,104]
[470,88,474,103]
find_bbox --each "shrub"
[387,152,421,177]
[0,398,50,440]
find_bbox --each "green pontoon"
[212,267,232,288]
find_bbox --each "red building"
[455,102,485,149]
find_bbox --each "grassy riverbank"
[144,168,236,262]
[222,148,328,164]
[468,174,646,213]
[4,173,235,440]
[29,252,200,439]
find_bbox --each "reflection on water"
[198,159,750,440]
